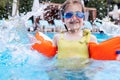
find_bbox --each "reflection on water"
[48,59,120,80]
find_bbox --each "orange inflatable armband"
[89,37,120,60]
[32,32,57,58]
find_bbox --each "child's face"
[63,4,84,31]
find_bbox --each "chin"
[73,25,80,28]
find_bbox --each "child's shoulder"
[54,32,65,38]
[54,33,60,38]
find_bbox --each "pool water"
[0,30,120,80]
[92,32,112,43]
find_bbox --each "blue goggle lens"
[64,11,84,19]
[64,12,73,18]
[76,12,84,18]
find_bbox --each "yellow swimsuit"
[56,30,91,69]
[57,29,91,60]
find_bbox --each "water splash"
[94,18,120,36]
[0,10,51,80]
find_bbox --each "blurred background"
[0,0,120,20]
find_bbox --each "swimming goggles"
[63,11,84,19]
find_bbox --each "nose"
[71,14,77,20]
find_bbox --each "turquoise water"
[0,31,120,80]
[92,32,112,43]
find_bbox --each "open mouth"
[69,21,79,24]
